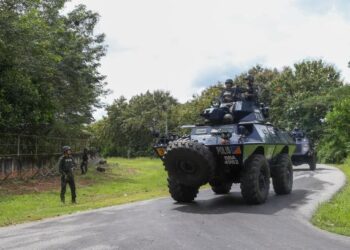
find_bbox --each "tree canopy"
[1,2,348,163]
[0,0,107,136]
[92,91,178,157]
[317,91,350,163]
[94,60,349,163]
[269,60,344,141]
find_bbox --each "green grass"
[0,157,168,227]
[312,163,350,236]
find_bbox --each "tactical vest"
[61,157,75,173]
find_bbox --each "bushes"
[317,98,350,163]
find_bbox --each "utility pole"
[165,111,168,135]
[153,91,169,136]
[163,99,170,136]
[17,135,20,157]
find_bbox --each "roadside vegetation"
[92,61,350,165]
[1,1,349,163]
[0,158,168,227]
[0,0,107,137]
[312,159,350,236]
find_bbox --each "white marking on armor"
[224,155,239,165]
[216,146,232,155]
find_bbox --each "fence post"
[17,135,20,157]
[1,133,91,180]
[17,135,21,178]
[11,158,15,177]
[34,137,38,176]
[1,160,3,180]
[35,137,38,157]
[127,149,131,159]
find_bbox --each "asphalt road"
[1,164,350,250]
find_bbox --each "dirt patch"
[0,164,138,196]
[125,167,138,175]
[0,175,93,195]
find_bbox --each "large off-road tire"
[168,178,199,203]
[272,153,293,195]
[308,153,317,171]
[240,154,270,205]
[210,181,232,195]
[164,139,215,186]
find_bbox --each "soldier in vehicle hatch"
[220,79,243,103]
[243,75,258,102]
[59,146,77,203]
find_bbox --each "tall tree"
[99,91,178,157]
[317,87,350,163]
[0,0,107,136]
[269,60,343,141]
[173,84,222,127]
[232,65,280,106]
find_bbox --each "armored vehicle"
[290,129,316,171]
[153,94,296,205]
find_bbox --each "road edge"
[296,164,346,220]
[295,164,349,241]
[0,164,347,237]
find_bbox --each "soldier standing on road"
[59,146,77,204]
[80,148,89,175]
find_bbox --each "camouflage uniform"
[59,155,77,203]
[220,79,244,103]
[220,88,243,103]
[244,75,258,102]
[80,149,89,174]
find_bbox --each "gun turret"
[201,99,268,125]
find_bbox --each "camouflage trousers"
[60,174,76,203]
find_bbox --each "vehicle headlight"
[156,147,166,157]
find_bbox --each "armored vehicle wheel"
[164,140,215,187]
[240,154,270,205]
[168,178,199,203]
[210,181,232,194]
[308,154,316,171]
[272,154,293,195]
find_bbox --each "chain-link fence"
[0,133,89,181]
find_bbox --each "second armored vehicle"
[290,128,317,171]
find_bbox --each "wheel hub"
[285,168,292,186]
[178,160,197,174]
[259,171,267,192]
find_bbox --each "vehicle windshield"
[291,131,304,139]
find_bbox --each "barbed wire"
[0,132,89,156]
[0,133,90,182]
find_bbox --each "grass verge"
[0,157,168,227]
[312,163,350,236]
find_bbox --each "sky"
[65,0,350,119]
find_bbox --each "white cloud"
[65,0,350,118]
